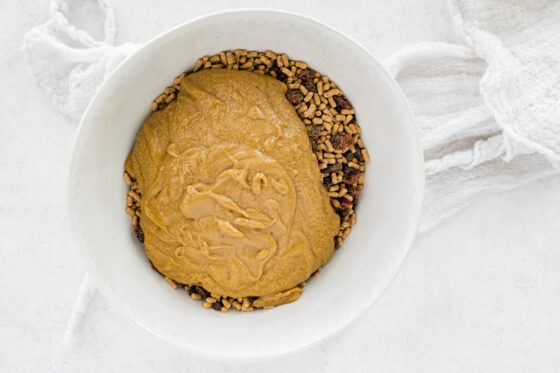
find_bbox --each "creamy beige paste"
[125,69,340,307]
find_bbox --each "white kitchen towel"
[21,0,138,120]
[21,0,560,370]
[386,41,559,232]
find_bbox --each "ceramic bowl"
[68,9,424,359]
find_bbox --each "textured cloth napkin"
[22,0,560,370]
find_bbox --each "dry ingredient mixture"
[124,50,369,312]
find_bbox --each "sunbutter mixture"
[125,69,340,307]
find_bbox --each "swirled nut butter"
[125,69,340,307]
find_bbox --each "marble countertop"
[1,0,559,371]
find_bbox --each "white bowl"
[68,9,424,359]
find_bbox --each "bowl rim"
[68,8,425,360]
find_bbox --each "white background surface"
[1,0,559,372]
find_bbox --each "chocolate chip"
[354,150,365,163]
[195,286,209,299]
[331,133,354,150]
[310,140,320,152]
[307,125,322,138]
[322,176,333,189]
[338,208,350,217]
[134,226,144,243]
[302,80,317,93]
[286,89,304,105]
[333,95,353,110]
[334,238,342,249]
[211,302,223,311]
[298,68,316,81]
[324,163,343,173]
[343,169,360,184]
[271,63,288,82]
[344,151,355,161]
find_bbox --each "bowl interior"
[69,10,423,359]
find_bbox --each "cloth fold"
[21,0,559,370]
[384,40,558,232]
[22,0,138,119]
